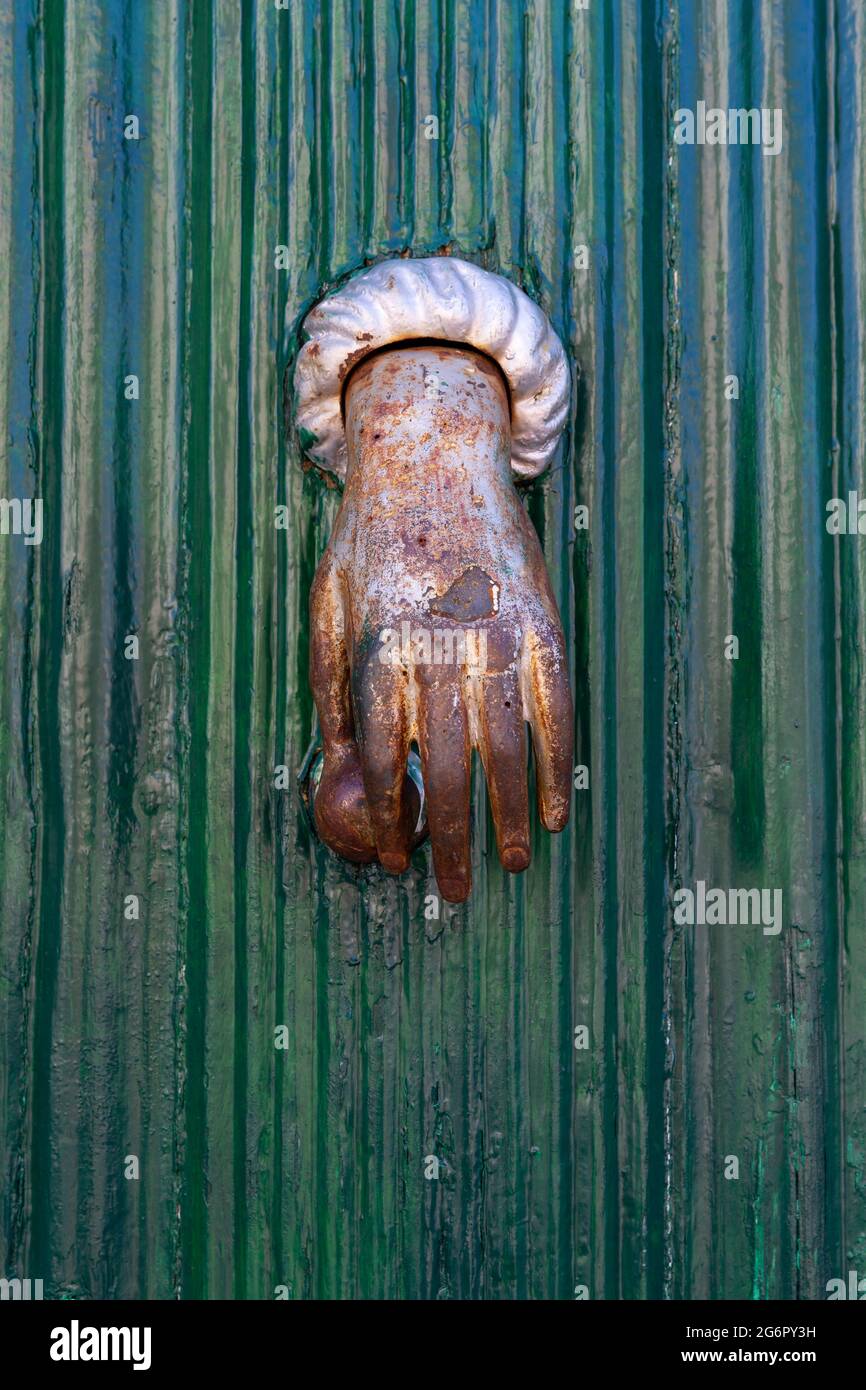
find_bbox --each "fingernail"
[380,850,410,874]
[439,877,470,904]
[501,845,530,872]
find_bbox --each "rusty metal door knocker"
[294,256,573,903]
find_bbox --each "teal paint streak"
[232,0,257,1301]
[599,0,620,1300]
[271,4,292,1292]
[815,0,844,1292]
[179,0,214,1299]
[30,0,66,1279]
[729,5,766,869]
[640,0,667,1301]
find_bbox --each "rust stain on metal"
[337,344,375,383]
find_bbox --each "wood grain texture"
[0,0,863,1300]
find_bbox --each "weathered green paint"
[0,0,864,1301]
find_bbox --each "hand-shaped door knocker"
[294,256,573,903]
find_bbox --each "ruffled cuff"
[294,256,571,482]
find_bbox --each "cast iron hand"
[309,344,573,903]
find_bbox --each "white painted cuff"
[294,256,571,482]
